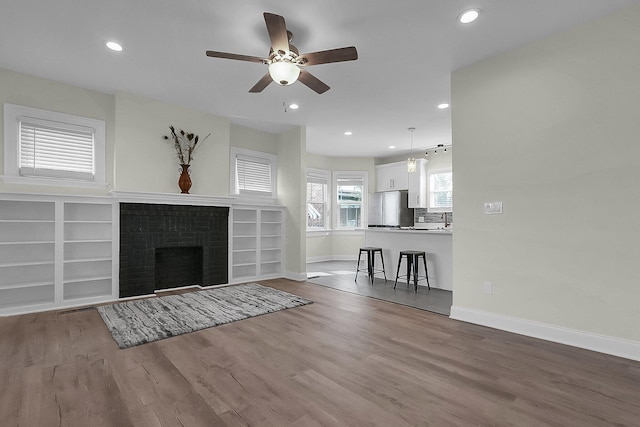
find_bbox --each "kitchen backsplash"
[414,209,453,225]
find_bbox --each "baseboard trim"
[450,305,640,362]
[306,256,357,263]
[306,256,332,263]
[283,271,308,282]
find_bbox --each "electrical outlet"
[483,282,493,295]
[418,216,425,223]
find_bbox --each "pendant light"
[407,127,416,173]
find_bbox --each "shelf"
[232,249,256,253]
[63,257,112,264]
[63,239,112,244]
[232,262,257,267]
[0,241,54,246]
[260,247,282,251]
[234,235,257,239]
[0,219,55,223]
[260,221,282,224]
[0,281,55,290]
[0,260,55,268]
[233,221,257,224]
[261,234,282,238]
[64,220,112,224]
[260,260,281,265]
[63,275,112,285]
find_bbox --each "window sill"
[307,228,366,237]
[1,175,108,189]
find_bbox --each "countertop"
[366,227,452,235]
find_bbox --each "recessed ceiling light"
[106,41,123,52]
[389,145,396,149]
[288,103,299,110]
[458,9,480,24]
[438,103,450,109]
[344,131,353,136]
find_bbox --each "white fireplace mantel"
[109,190,236,207]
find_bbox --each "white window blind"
[235,154,273,195]
[19,117,95,181]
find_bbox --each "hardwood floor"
[1,279,639,426]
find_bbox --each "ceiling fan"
[205,12,358,94]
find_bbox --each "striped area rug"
[98,283,312,349]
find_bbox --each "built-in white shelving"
[231,206,283,282]
[0,195,117,315]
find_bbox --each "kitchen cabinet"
[408,159,428,208]
[375,162,408,192]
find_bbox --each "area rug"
[97,283,312,349]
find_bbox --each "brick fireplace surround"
[119,203,228,298]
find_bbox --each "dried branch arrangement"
[163,125,210,165]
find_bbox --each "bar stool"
[394,250,430,292]
[355,247,387,284]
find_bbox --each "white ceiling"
[1,0,637,158]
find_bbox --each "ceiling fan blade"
[206,50,266,64]
[264,12,290,54]
[249,73,273,93]
[298,70,330,94]
[298,46,358,66]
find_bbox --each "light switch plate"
[484,201,503,215]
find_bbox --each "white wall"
[114,92,230,195]
[451,5,640,349]
[277,127,307,279]
[0,68,115,195]
[230,124,278,154]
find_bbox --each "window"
[3,103,106,187]
[230,147,277,198]
[334,172,367,229]
[307,169,329,229]
[429,170,453,211]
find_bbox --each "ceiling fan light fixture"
[268,60,300,86]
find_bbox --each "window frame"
[3,103,106,188]
[229,147,277,199]
[333,171,368,230]
[428,168,453,212]
[306,168,330,231]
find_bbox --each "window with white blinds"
[3,103,106,187]
[307,169,330,229]
[333,172,367,229]
[19,118,95,180]
[230,147,277,197]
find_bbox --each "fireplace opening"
[155,246,204,290]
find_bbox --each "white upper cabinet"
[375,162,408,192]
[408,159,428,208]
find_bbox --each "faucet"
[441,212,450,228]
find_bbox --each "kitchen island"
[365,228,452,291]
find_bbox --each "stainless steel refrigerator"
[367,190,414,228]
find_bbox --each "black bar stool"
[355,247,387,284]
[394,250,430,292]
